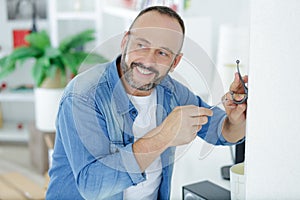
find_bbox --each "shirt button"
[129,137,134,143]
[131,110,137,116]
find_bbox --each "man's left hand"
[224,72,248,127]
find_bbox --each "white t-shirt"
[124,89,162,200]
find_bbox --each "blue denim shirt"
[46,56,231,200]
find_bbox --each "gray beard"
[120,54,171,91]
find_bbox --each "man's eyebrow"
[138,37,176,54]
[134,35,176,54]
[135,37,151,45]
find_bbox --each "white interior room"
[0,0,299,199]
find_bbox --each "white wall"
[184,0,250,62]
[170,2,250,199]
[245,0,300,199]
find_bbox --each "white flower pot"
[34,88,64,132]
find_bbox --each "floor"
[0,142,45,187]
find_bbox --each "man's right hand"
[133,105,212,172]
[158,105,213,147]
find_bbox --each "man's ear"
[121,31,130,50]
[170,53,183,72]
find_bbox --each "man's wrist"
[222,116,246,143]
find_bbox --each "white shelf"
[56,12,97,20]
[0,122,29,142]
[48,0,102,47]
[0,90,34,102]
[103,6,138,20]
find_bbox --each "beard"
[120,53,172,91]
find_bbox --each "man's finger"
[242,75,248,83]
[189,107,213,117]
[230,73,248,94]
[230,104,247,119]
[231,73,242,88]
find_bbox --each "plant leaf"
[59,29,95,53]
[60,53,79,74]
[9,46,42,61]
[45,46,61,59]
[0,57,16,79]
[61,52,108,76]
[32,58,46,87]
[47,65,58,79]
[25,30,51,50]
[1,29,107,87]
[0,47,41,79]
[83,53,108,64]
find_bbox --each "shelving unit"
[0,90,34,143]
[0,0,43,143]
[0,0,48,55]
[0,61,35,143]
[48,0,186,47]
[102,5,139,20]
[56,12,98,20]
[102,0,185,27]
[0,122,29,143]
[48,0,102,47]
[0,90,34,102]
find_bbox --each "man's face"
[119,12,184,94]
[120,49,170,91]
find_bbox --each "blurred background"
[0,0,250,199]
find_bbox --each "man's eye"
[137,43,146,49]
[158,50,170,57]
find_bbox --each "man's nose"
[143,48,157,65]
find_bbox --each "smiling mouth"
[136,66,154,75]
[132,62,157,76]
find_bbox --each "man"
[46,6,247,200]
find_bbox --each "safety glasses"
[230,60,248,104]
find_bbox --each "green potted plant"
[0,29,107,131]
[0,29,107,87]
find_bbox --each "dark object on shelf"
[182,180,230,200]
[221,141,245,180]
[30,0,38,32]
[221,165,231,180]
[10,84,34,92]
[13,29,31,48]
[1,82,7,90]
[235,140,246,164]
[11,0,38,48]
[17,122,23,130]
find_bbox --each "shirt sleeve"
[56,94,146,199]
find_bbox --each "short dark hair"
[129,6,185,35]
